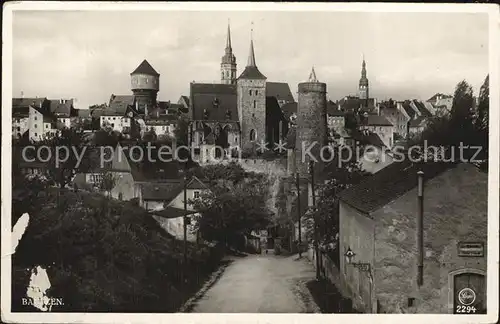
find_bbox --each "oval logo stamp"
[458,288,476,305]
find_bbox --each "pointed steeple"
[308,66,318,83]
[225,20,232,51]
[238,23,266,80]
[247,24,256,67]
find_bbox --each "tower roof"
[238,29,266,80]
[308,67,319,83]
[131,59,159,76]
[222,22,236,64]
[247,39,256,67]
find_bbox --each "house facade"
[338,162,487,313]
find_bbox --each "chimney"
[417,170,424,286]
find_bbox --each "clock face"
[128,111,133,117]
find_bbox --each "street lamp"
[344,247,370,272]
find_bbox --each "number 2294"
[456,305,476,313]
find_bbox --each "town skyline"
[13,10,488,109]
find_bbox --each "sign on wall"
[457,242,484,257]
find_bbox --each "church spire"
[221,20,237,85]
[359,55,369,100]
[247,22,256,67]
[225,20,232,51]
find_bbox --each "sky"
[12,9,489,109]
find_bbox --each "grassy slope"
[12,188,223,312]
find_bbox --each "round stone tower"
[295,67,328,176]
[131,59,160,114]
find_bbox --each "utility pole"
[310,160,321,280]
[296,172,302,258]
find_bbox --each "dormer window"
[203,108,209,120]
[213,97,220,108]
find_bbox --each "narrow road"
[188,253,320,313]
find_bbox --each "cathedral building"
[189,24,291,160]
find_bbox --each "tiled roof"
[401,101,416,119]
[338,160,455,215]
[409,116,427,127]
[364,115,393,126]
[338,97,376,112]
[281,102,297,120]
[327,100,343,116]
[427,93,452,102]
[76,109,91,118]
[149,206,197,219]
[180,96,190,106]
[191,83,238,121]
[238,66,266,80]
[12,98,48,111]
[352,131,387,149]
[266,82,294,103]
[131,59,159,76]
[105,95,135,116]
[413,100,433,118]
[49,99,73,117]
[141,181,182,201]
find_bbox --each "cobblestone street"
[188,253,320,313]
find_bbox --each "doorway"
[450,269,486,314]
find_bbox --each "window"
[221,71,224,79]
[146,78,149,84]
[34,133,37,137]
[193,191,200,199]
[249,129,256,141]
[255,90,258,96]
[45,124,49,128]
[34,124,37,128]
[34,116,37,121]
[118,193,123,201]
[249,90,252,96]
[253,100,256,109]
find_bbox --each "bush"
[12,188,223,312]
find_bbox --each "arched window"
[249,129,256,141]
[249,90,252,96]
[253,100,256,109]
[255,90,258,96]
[221,71,224,79]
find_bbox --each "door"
[453,272,486,314]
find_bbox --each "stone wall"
[372,164,488,313]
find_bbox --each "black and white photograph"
[2,2,499,323]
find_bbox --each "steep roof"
[338,96,376,112]
[427,93,452,102]
[49,99,74,117]
[338,160,455,215]
[150,206,197,219]
[364,115,393,127]
[238,66,267,80]
[266,82,294,103]
[190,83,238,121]
[76,109,91,118]
[104,95,135,116]
[401,101,416,119]
[131,59,159,76]
[141,181,182,201]
[327,101,344,116]
[281,102,297,120]
[409,116,427,127]
[413,100,433,118]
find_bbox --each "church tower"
[237,27,267,151]
[221,22,237,85]
[359,56,369,100]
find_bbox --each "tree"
[304,157,368,261]
[474,75,489,162]
[450,80,475,144]
[191,182,272,249]
[174,116,189,147]
[37,128,87,189]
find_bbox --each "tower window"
[253,100,256,109]
[249,90,252,96]
[249,129,256,141]
[255,90,258,96]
